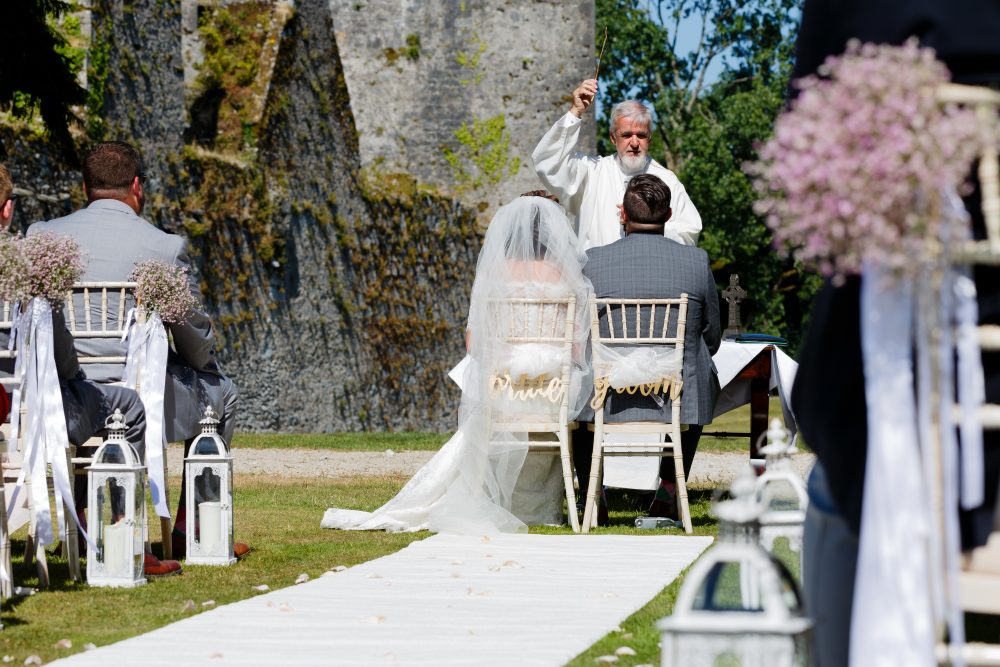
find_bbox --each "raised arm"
[531,80,600,218]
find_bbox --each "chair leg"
[64,449,81,582]
[160,516,172,559]
[63,498,80,582]
[559,425,580,532]
[0,462,11,599]
[31,500,48,588]
[672,426,693,534]
[160,443,172,559]
[582,420,604,533]
[35,543,49,589]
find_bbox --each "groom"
[578,174,721,521]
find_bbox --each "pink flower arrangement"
[130,260,198,324]
[748,39,980,278]
[20,232,84,302]
[0,232,29,302]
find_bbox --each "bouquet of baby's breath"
[130,260,198,324]
[0,232,29,302]
[748,39,980,279]
[21,232,84,302]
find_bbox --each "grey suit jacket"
[28,199,230,440]
[583,233,721,425]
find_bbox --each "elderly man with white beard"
[532,78,702,250]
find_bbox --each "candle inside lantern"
[103,520,130,577]
[198,501,222,553]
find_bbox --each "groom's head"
[622,174,671,235]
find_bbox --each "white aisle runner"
[51,533,711,667]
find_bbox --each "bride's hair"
[519,189,560,204]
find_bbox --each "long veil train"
[321,196,592,534]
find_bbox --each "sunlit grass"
[0,474,425,664]
[231,431,450,451]
[0,422,814,665]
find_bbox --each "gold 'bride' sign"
[490,372,566,404]
[590,375,683,411]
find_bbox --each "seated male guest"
[0,164,174,575]
[27,142,245,560]
[579,173,721,520]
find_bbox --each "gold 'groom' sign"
[490,372,566,404]
[590,375,683,411]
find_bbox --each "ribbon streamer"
[122,308,170,518]
[851,266,935,667]
[6,299,92,551]
[954,271,985,508]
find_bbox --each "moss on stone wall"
[193,1,274,155]
[2,1,487,432]
[441,113,520,194]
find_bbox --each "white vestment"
[532,112,702,251]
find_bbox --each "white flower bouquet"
[748,39,980,279]
[130,260,198,324]
[20,232,84,302]
[0,232,29,302]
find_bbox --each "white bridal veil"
[321,195,593,534]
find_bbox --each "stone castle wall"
[2,0,596,432]
[328,0,596,214]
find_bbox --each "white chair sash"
[5,299,90,550]
[122,308,170,518]
[852,266,935,667]
[590,342,682,409]
[595,343,682,390]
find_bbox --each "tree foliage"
[595,0,820,350]
[0,0,85,158]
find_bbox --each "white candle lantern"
[657,470,812,667]
[184,406,235,565]
[86,409,146,588]
[755,419,809,579]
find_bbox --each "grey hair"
[609,100,653,136]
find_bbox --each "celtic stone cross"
[722,274,747,339]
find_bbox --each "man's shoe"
[647,496,680,521]
[174,533,249,560]
[234,542,251,559]
[144,553,182,578]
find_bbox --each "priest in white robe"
[532,78,702,250]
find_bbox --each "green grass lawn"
[230,396,794,455]
[0,412,795,665]
[231,431,450,451]
[0,470,722,665]
[0,475,427,664]
[0,408,780,666]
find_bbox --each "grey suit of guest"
[27,199,238,443]
[583,233,721,425]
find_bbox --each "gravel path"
[167,445,815,486]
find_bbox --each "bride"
[321,194,593,534]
